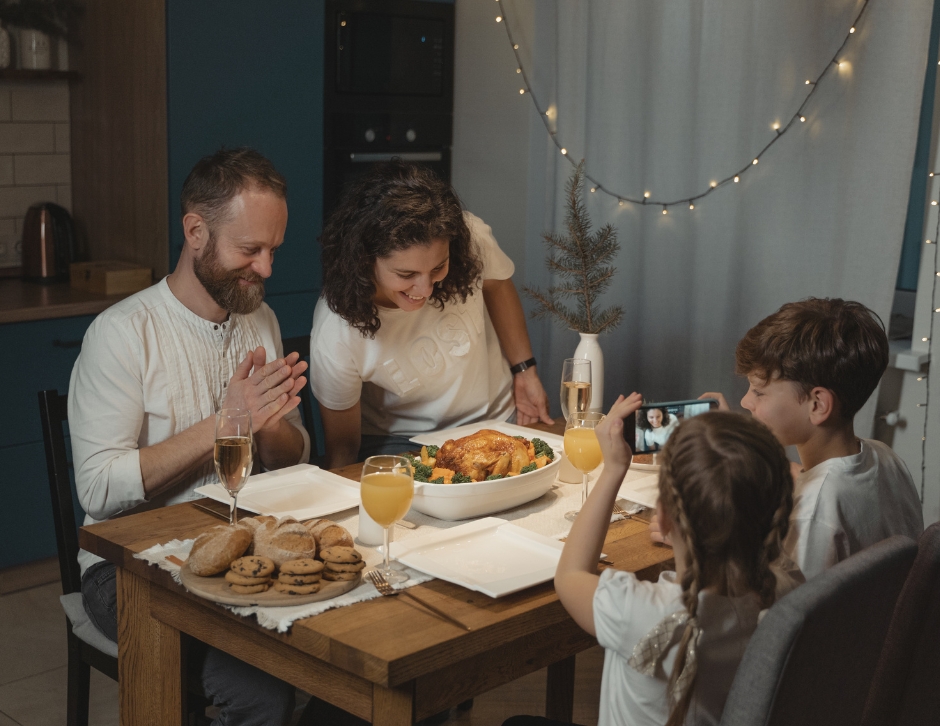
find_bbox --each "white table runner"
[134,474,645,632]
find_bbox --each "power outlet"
[0,234,21,268]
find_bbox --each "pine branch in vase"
[523,161,624,335]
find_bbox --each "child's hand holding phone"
[595,393,644,471]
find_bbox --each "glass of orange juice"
[361,455,415,584]
[564,411,605,521]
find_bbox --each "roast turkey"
[434,429,532,481]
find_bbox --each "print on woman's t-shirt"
[379,304,485,397]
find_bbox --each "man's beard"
[193,235,266,315]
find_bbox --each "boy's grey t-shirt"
[784,438,923,579]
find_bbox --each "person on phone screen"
[637,406,679,451]
[310,161,553,468]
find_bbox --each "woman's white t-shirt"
[310,212,516,437]
[593,569,762,726]
[644,416,679,450]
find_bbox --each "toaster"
[21,202,75,282]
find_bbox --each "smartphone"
[631,399,719,454]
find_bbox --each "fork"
[613,503,633,519]
[368,570,472,631]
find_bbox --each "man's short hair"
[180,147,287,230]
[735,297,889,420]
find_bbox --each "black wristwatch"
[509,357,537,375]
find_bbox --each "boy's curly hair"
[735,297,888,420]
[320,161,483,338]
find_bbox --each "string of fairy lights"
[494,0,872,213]
[918,172,940,499]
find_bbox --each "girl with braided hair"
[507,394,798,726]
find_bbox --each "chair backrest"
[281,335,317,461]
[719,535,918,726]
[38,389,83,596]
[861,522,940,726]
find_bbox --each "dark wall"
[165,1,324,337]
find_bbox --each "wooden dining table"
[79,421,675,726]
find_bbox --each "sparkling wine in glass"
[564,411,605,521]
[214,408,253,526]
[361,455,414,584]
[560,358,592,421]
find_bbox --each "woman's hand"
[594,393,644,472]
[513,367,554,425]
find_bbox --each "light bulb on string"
[513,44,518,49]
[560,148,567,155]
[618,200,624,207]
[800,115,806,122]
[689,203,695,210]
[644,191,651,199]
[519,89,525,94]
[496,16,502,22]
[805,80,813,85]
[772,122,780,131]
[710,181,717,188]
[590,187,596,193]
[752,159,759,165]
[662,207,668,215]
[924,337,930,342]
[516,68,521,74]
[850,26,856,33]
[932,200,938,206]
[734,176,740,183]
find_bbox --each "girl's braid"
[755,478,794,609]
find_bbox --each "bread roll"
[187,524,253,576]
[253,518,317,566]
[303,518,354,555]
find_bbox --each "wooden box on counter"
[70,261,152,296]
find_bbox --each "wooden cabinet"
[1,0,327,570]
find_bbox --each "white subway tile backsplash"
[0,185,57,218]
[54,123,69,153]
[0,124,55,153]
[56,184,71,211]
[15,154,70,185]
[0,156,13,186]
[11,82,69,122]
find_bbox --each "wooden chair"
[719,535,919,726]
[861,521,940,726]
[40,389,212,726]
[38,389,118,726]
[281,335,320,463]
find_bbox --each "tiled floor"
[0,580,602,726]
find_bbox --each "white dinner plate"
[388,517,564,598]
[618,469,660,509]
[409,419,564,453]
[194,464,360,521]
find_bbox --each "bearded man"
[69,147,310,725]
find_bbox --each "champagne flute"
[560,358,592,420]
[214,408,253,525]
[564,411,605,521]
[361,455,414,584]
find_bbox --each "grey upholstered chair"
[719,535,918,726]
[860,522,940,726]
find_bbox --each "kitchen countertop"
[0,278,134,324]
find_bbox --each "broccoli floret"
[451,472,473,484]
[513,435,525,440]
[426,444,439,457]
[413,461,433,480]
[430,476,445,484]
[532,438,555,461]
[485,473,506,481]
[520,462,538,474]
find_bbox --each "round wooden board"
[179,563,362,607]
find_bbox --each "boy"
[697,298,923,579]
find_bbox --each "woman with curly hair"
[636,406,679,452]
[310,161,552,467]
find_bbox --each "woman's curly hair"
[636,407,672,431]
[320,161,483,338]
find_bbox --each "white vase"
[19,29,51,70]
[573,332,604,412]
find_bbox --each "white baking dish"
[410,456,560,520]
